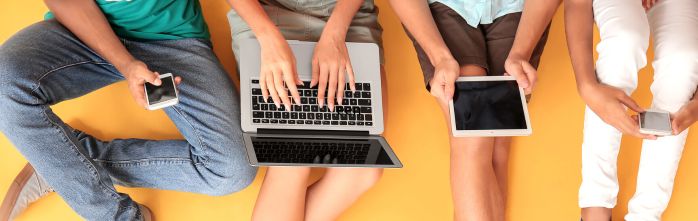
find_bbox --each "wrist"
[577,81,599,97]
[256,28,286,48]
[507,51,530,61]
[320,26,348,42]
[113,56,138,76]
[428,50,456,67]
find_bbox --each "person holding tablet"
[0,0,258,220]
[227,0,384,220]
[389,0,558,220]
[565,0,698,220]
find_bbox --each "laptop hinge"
[257,129,369,136]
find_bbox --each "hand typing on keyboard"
[257,34,303,111]
[251,81,374,127]
[312,23,358,110]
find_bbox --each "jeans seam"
[29,61,115,95]
[38,104,121,200]
[171,105,210,166]
[93,158,192,167]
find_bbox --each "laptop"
[238,39,402,168]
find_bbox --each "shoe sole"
[0,164,35,221]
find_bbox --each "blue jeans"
[0,20,257,220]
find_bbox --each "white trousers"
[579,0,698,220]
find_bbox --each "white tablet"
[448,76,532,137]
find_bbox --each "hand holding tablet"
[448,76,532,137]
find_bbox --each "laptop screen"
[452,80,527,130]
[250,137,395,166]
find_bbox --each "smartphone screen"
[146,76,177,105]
[640,111,671,132]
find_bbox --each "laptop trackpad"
[244,134,401,168]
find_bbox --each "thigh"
[127,38,252,175]
[407,2,488,88]
[0,20,122,106]
[647,0,698,112]
[483,13,550,77]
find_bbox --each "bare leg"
[451,137,503,221]
[444,65,503,221]
[252,167,312,221]
[303,168,383,221]
[492,137,512,203]
[581,207,612,221]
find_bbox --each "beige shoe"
[138,204,153,221]
[0,164,53,221]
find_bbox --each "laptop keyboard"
[252,140,371,164]
[250,80,374,127]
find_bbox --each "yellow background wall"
[1,1,697,220]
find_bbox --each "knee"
[655,45,698,71]
[450,138,494,164]
[492,151,510,169]
[0,50,23,97]
[351,168,383,192]
[203,166,258,196]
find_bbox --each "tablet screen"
[452,80,527,130]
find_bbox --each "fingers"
[281,63,302,105]
[174,76,183,85]
[260,69,270,101]
[617,93,645,113]
[522,61,537,94]
[143,71,161,86]
[130,83,148,108]
[507,62,529,89]
[444,79,456,102]
[337,65,346,106]
[671,113,692,135]
[643,0,649,10]
[618,114,656,139]
[346,58,357,92]
[317,64,329,108]
[429,74,448,103]
[266,70,281,107]
[671,119,683,135]
[273,70,292,110]
[327,63,339,110]
[311,58,320,87]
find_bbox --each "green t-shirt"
[46,0,210,40]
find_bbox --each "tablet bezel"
[448,76,532,137]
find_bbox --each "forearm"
[564,0,597,91]
[509,0,561,59]
[45,0,134,71]
[229,0,285,46]
[322,0,364,40]
[388,0,453,65]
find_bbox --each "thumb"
[506,63,529,88]
[145,71,162,86]
[522,61,537,89]
[618,94,644,113]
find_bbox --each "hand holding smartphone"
[144,73,179,110]
[639,110,672,136]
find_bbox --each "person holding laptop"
[389,0,558,220]
[565,0,698,220]
[0,0,257,220]
[227,0,386,220]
